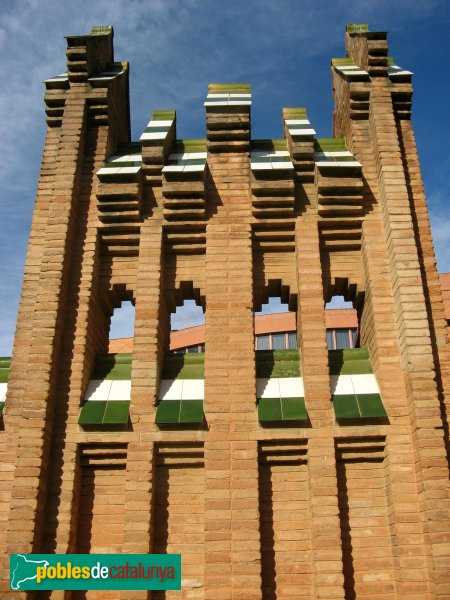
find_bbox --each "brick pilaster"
[295,186,333,428]
[6,91,88,560]
[120,215,165,600]
[0,123,62,593]
[204,152,262,599]
[369,83,450,595]
[307,438,345,599]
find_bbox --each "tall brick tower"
[1,23,449,599]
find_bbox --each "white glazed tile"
[289,128,316,136]
[330,375,354,396]
[181,379,205,400]
[251,162,272,170]
[257,378,280,399]
[159,379,183,400]
[351,374,380,395]
[85,380,112,401]
[285,119,310,125]
[118,166,141,174]
[97,166,120,175]
[109,380,132,401]
[279,377,304,397]
[184,164,205,172]
[163,165,184,173]
[140,131,167,140]
[271,161,294,170]
[147,120,173,127]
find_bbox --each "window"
[272,333,287,350]
[288,332,297,349]
[335,329,351,349]
[256,335,270,351]
[327,330,335,350]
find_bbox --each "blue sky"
[0,0,449,354]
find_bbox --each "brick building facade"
[1,23,449,599]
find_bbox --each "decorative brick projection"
[259,441,312,599]
[75,446,127,600]
[336,438,396,600]
[153,444,205,600]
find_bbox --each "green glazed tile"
[357,394,387,418]
[284,107,307,119]
[281,397,307,421]
[144,125,170,133]
[328,348,373,375]
[174,139,207,153]
[0,402,4,415]
[255,349,301,378]
[103,400,130,424]
[208,83,251,94]
[258,398,282,422]
[315,138,348,153]
[161,353,205,380]
[333,394,359,419]
[346,23,369,33]
[78,401,107,425]
[0,369,9,383]
[156,401,181,424]
[179,400,203,423]
[92,353,132,380]
[185,158,206,166]
[152,110,176,121]
[332,57,354,66]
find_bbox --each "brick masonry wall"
[1,25,449,600]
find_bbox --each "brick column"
[295,189,332,429]
[397,118,450,451]
[369,83,450,595]
[295,186,345,599]
[120,215,165,600]
[49,123,110,557]
[6,90,88,566]
[338,100,436,598]
[0,124,61,593]
[204,152,262,599]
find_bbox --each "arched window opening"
[255,297,297,351]
[325,296,358,350]
[170,300,205,354]
[108,300,135,344]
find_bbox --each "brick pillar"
[120,215,165,600]
[338,102,436,598]
[397,118,450,452]
[0,123,61,593]
[295,188,332,429]
[308,438,345,599]
[295,186,345,599]
[6,90,88,566]
[369,83,450,595]
[204,152,262,599]
[49,123,110,556]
